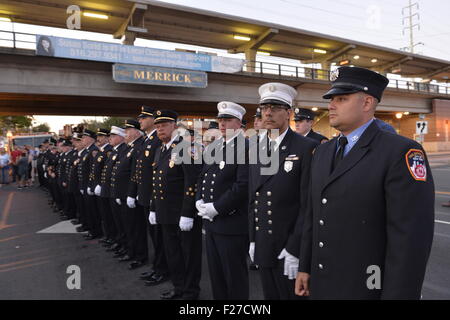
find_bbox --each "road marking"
[435,191,450,196]
[435,232,450,239]
[0,233,31,243]
[37,220,87,234]
[0,260,49,273]
[0,255,51,270]
[435,219,450,225]
[0,192,14,230]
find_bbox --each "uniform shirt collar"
[78,148,86,156]
[113,142,123,151]
[268,127,288,151]
[339,119,374,155]
[148,129,156,139]
[303,130,311,137]
[165,134,179,150]
[225,129,242,144]
[100,143,109,152]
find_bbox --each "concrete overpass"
[0,47,443,120]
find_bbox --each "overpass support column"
[245,49,257,73]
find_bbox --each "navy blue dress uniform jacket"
[306,129,328,144]
[101,143,127,198]
[128,131,162,207]
[249,128,318,268]
[150,137,202,224]
[77,144,98,192]
[110,137,144,200]
[299,121,435,299]
[196,135,249,235]
[87,144,112,190]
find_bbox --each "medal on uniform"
[284,160,293,173]
[145,150,150,157]
[112,155,117,161]
[169,160,175,168]
[97,157,102,162]
[219,161,225,170]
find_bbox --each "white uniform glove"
[126,196,136,208]
[115,198,121,205]
[87,187,94,196]
[148,211,156,225]
[44,172,47,178]
[136,195,139,201]
[277,248,299,280]
[80,189,84,195]
[199,202,219,221]
[94,185,101,196]
[249,242,255,263]
[195,199,212,221]
[179,216,194,231]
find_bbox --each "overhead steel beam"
[228,28,279,54]
[113,2,148,43]
[301,44,356,64]
[375,56,413,72]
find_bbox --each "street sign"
[416,121,428,134]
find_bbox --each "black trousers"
[85,194,102,237]
[259,259,304,300]
[205,231,249,300]
[74,192,87,227]
[64,191,77,219]
[161,219,202,299]
[127,204,148,262]
[98,196,116,240]
[110,198,126,248]
[144,206,169,276]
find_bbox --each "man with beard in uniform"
[196,101,250,300]
[149,110,203,300]
[88,128,112,243]
[293,108,329,144]
[127,106,169,282]
[78,130,100,240]
[295,66,435,300]
[248,82,318,300]
[101,127,128,255]
[111,119,145,266]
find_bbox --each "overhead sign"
[35,35,244,73]
[416,121,428,134]
[112,64,207,88]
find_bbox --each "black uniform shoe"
[113,250,127,258]
[140,270,155,280]
[118,255,132,262]
[128,260,146,270]
[71,219,80,225]
[76,226,87,232]
[160,290,182,300]
[144,273,169,286]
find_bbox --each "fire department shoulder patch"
[405,149,427,181]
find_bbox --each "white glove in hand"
[115,198,121,205]
[80,189,84,195]
[136,195,139,201]
[94,185,101,196]
[179,216,194,231]
[87,187,94,196]
[148,211,156,225]
[126,196,136,208]
[199,202,219,221]
[278,248,299,280]
[249,242,255,263]
[44,172,47,179]
[195,199,205,212]
[195,199,212,221]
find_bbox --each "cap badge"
[221,102,227,109]
[156,110,161,116]
[295,108,299,114]
[269,84,276,92]
[330,69,339,81]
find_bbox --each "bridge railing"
[0,29,448,96]
[243,60,449,96]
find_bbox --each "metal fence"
[0,29,448,96]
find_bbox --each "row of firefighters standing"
[37,66,435,300]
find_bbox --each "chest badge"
[284,160,293,173]
[145,150,150,157]
[112,155,117,161]
[169,160,175,168]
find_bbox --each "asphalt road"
[1,165,450,300]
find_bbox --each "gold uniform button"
[255,218,259,222]
[268,220,272,225]
[255,226,259,231]
[256,192,259,196]
[255,200,258,205]
[268,230,272,234]
[267,201,272,206]
[267,210,272,215]
[267,191,272,196]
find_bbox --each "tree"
[32,123,50,133]
[0,116,33,135]
[101,117,127,129]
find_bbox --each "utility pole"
[401,0,423,53]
